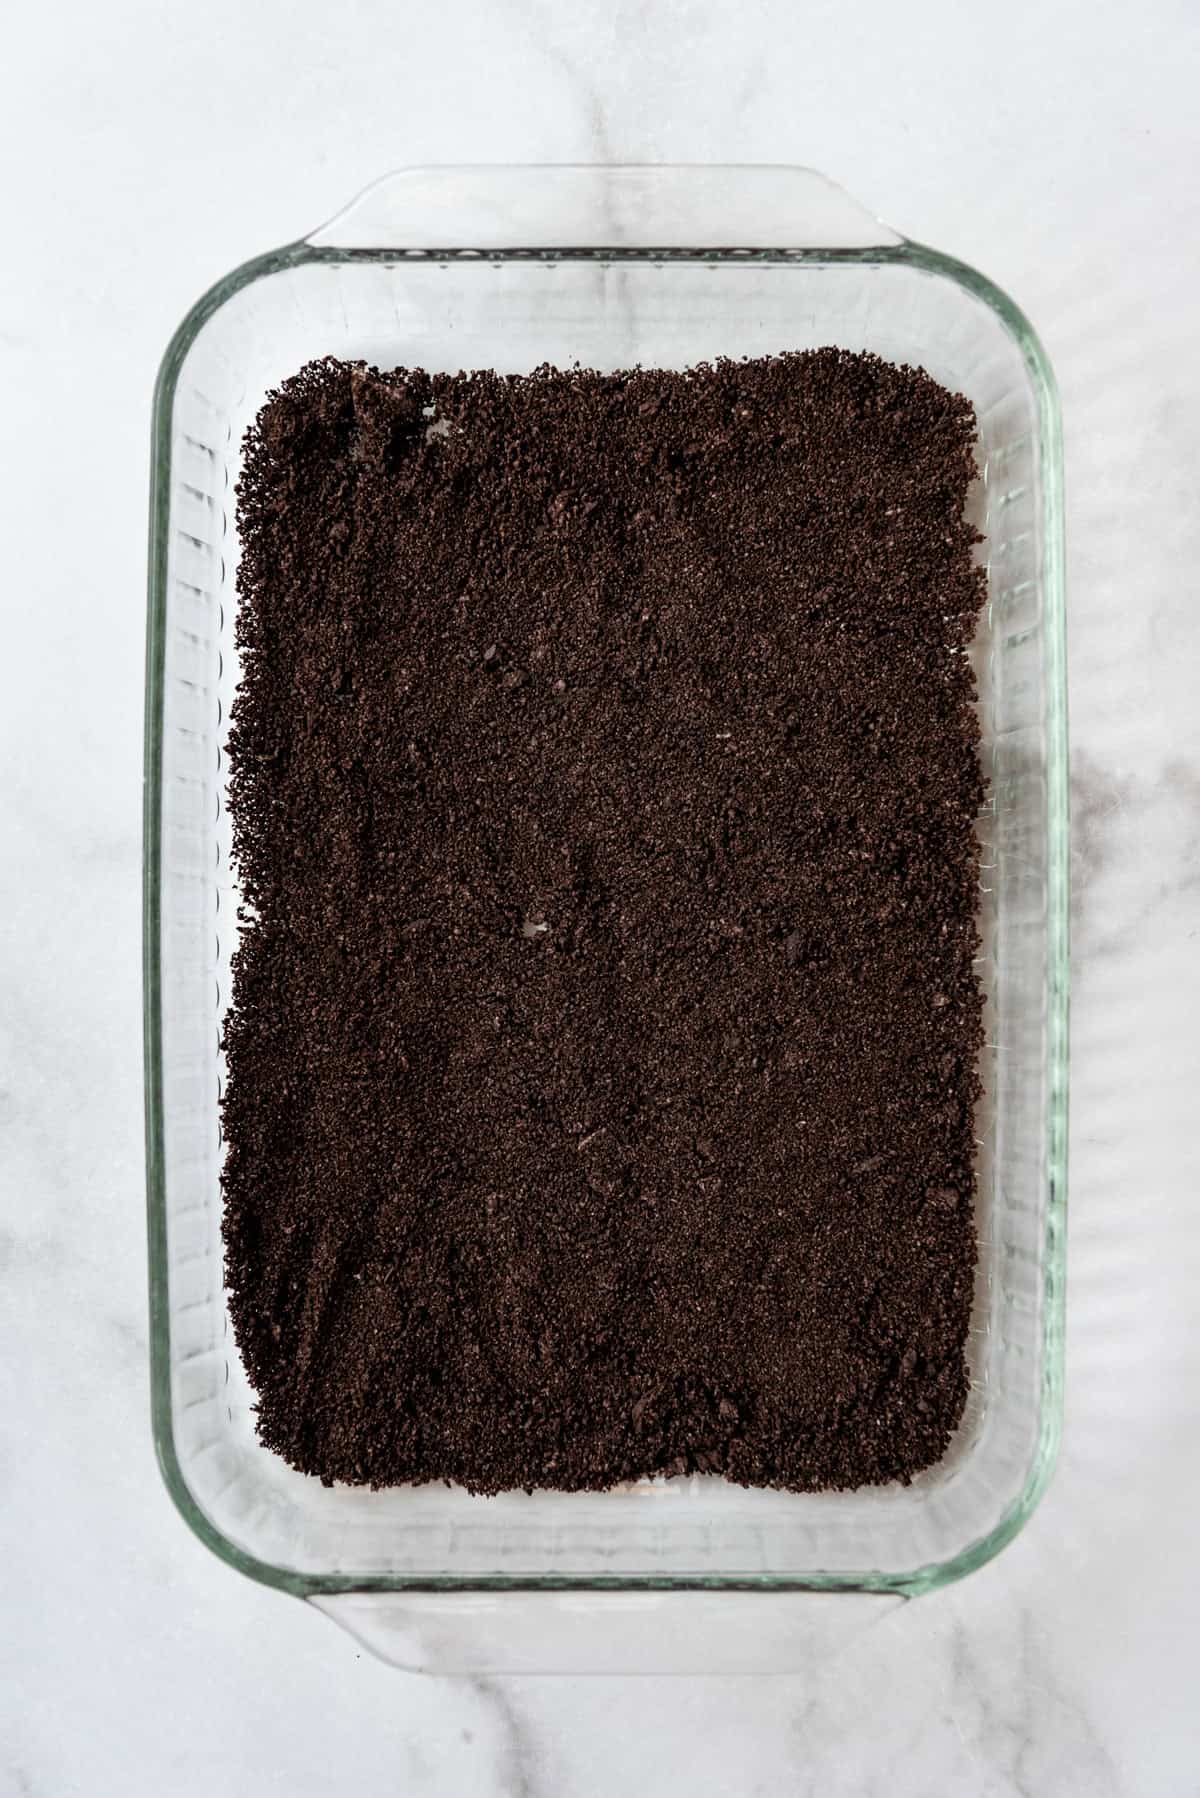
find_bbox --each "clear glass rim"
[144,226,1068,1601]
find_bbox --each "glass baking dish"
[144,165,1067,1672]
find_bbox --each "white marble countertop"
[4,1,1198,1792]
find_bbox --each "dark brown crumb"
[221,349,986,1496]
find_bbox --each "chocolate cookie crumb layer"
[222,349,986,1496]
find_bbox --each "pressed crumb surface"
[222,349,987,1495]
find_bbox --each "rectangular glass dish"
[144,166,1067,1670]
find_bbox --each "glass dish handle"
[312,1589,903,1674]
[307,164,903,253]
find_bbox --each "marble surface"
[3,0,1198,1791]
